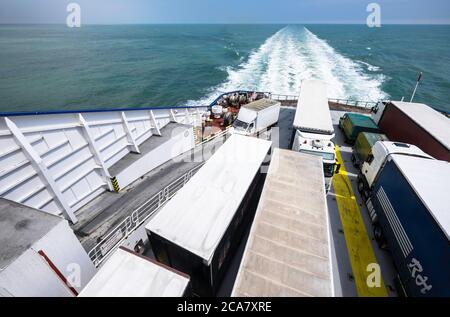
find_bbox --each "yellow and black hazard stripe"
[110,177,120,193]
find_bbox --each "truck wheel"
[374,226,387,249]
[363,189,370,202]
[351,154,357,167]
[357,177,364,194]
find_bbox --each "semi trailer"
[365,155,450,297]
[354,140,450,296]
[372,101,450,161]
[232,149,334,297]
[339,112,381,144]
[145,134,272,296]
[291,80,338,191]
[79,247,191,297]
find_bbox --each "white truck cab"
[292,130,336,189]
[291,80,337,191]
[359,141,433,193]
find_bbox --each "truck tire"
[363,189,370,202]
[357,177,365,194]
[351,154,357,167]
[373,226,387,249]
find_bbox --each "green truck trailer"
[339,113,381,144]
[351,132,388,167]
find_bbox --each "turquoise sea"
[0,24,449,112]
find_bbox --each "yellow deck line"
[332,145,388,297]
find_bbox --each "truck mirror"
[335,164,341,174]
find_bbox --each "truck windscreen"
[299,149,335,162]
[233,119,249,130]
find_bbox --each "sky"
[0,0,449,24]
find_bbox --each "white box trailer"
[233,98,280,135]
[0,199,96,297]
[79,247,191,297]
[292,80,334,137]
[291,80,337,191]
[232,149,334,297]
[145,134,272,296]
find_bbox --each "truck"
[351,132,388,168]
[372,101,450,161]
[339,112,381,144]
[145,134,272,296]
[0,198,96,297]
[365,155,450,297]
[79,247,191,297]
[356,141,433,202]
[232,98,280,136]
[232,149,334,297]
[291,80,338,191]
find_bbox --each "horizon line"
[1,22,450,26]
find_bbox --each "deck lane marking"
[332,145,388,297]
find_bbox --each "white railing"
[88,128,231,267]
[266,93,386,110]
[327,98,385,109]
[269,93,299,101]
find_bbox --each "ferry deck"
[0,95,400,297]
[75,104,399,297]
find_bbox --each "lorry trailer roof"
[232,149,333,297]
[242,98,279,111]
[390,101,450,150]
[391,154,450,239]
[145,134,272,263]
[79,247,190,297]
[0,198,62,269]
[293,80,334,135]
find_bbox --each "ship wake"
[189,26,388,105]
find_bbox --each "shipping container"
[352,132,388,167]
[367,155,450,297]
[0,198,96,296]
[376,101,450,161]
[79,247,191,297]
[339,113,381,144]
[232,149,334,297]
[145,134,272,296]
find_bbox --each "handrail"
[0,105,209,118]
[87,128,231,267]
[2,90,449,117]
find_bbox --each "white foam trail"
[188,26,387,105]
[358,60,381,72]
